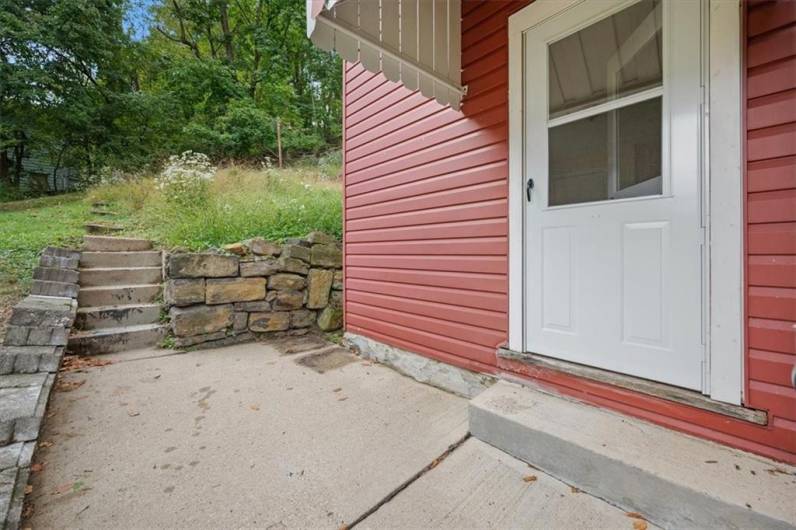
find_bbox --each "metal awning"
[307,0,466,110]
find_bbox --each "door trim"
[506,0,744,405]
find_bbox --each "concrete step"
[77,284,160,307]
[85,223,124,235]
[79,267,162,287]
[469,381,796,530]
[83,236,152,252]
[75,303,162,330]
[90,209,118,216]
[68,324,167,355]
[80,251,162,268]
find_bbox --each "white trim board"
[506,0,744,405]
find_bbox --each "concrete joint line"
[346,433,471,529]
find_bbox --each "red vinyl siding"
[744,0,796,456]
[343,0,525,374]
[342,0,796,463]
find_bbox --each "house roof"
[307,0,466,110]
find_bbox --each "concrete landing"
[361,438,656,529]
[26,342,468,529]
[470,380,796,529]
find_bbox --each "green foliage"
[0,193,88,305]
[1,0,342,193]
[90,166,342,250]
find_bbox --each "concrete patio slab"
[26,341,468,529]
[360,438,658,529]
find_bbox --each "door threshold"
[497,348,767,425]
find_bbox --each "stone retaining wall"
[165,232,343,349]
[1,246,80,530]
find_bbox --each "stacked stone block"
[1,247,80,530]
[165,232,343,348]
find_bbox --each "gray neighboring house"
[5,149,77,193]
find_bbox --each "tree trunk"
[276,118,282,169]
[0,149,9,186]
[52,144,67,193]
[12,135,25,186]
[219,1,234,63]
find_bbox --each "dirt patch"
[296,348,357,374]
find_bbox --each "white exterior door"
[523,0,704,390]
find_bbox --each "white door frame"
[506,0,744,405]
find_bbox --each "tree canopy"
[0,0,342,190]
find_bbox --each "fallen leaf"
[626,513,646,521]
[127,411,140,417]
[24,485,33,495]
[522,475,537,483]
[60,356,112,372]
[632,521,648,530]
[38,441,53,449]
[570,486,580,493]
[53,480,84,495]
[30,463,44,473]
[337,397,348,402]
[55,379,85,392]
[249,404,260,411]
[332,388,342,393]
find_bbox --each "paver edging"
[0,246,80,530]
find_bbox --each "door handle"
[526,178,534,202]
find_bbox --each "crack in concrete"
[346,433,471,529]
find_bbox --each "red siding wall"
[342,0,796,463]
[343,0,526,374]
[744,0,796,450]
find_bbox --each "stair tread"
[82,251,160,254]
[79,266,162,272]
[79,284,161,291]
[71,323,166,338]
[84,235,150,242]
[77,303,161,313]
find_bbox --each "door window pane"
[548,97,662,206]
[548,0,662,119]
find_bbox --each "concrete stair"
[469,381,796,529]
[78,284,161,307]
[81,251,161,268]
[75,304,161,330]
[69,324,167,355]
[84,223,124,235]
[68,236,165,355]
[79,267,162,287]
[83,235,153,252]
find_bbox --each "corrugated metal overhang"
[307,0,466,110]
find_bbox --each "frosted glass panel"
[548,97,662,206]
[548,0,662,118]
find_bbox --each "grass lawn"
[0,193,91,338]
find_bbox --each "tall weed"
[88,165,342,250]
